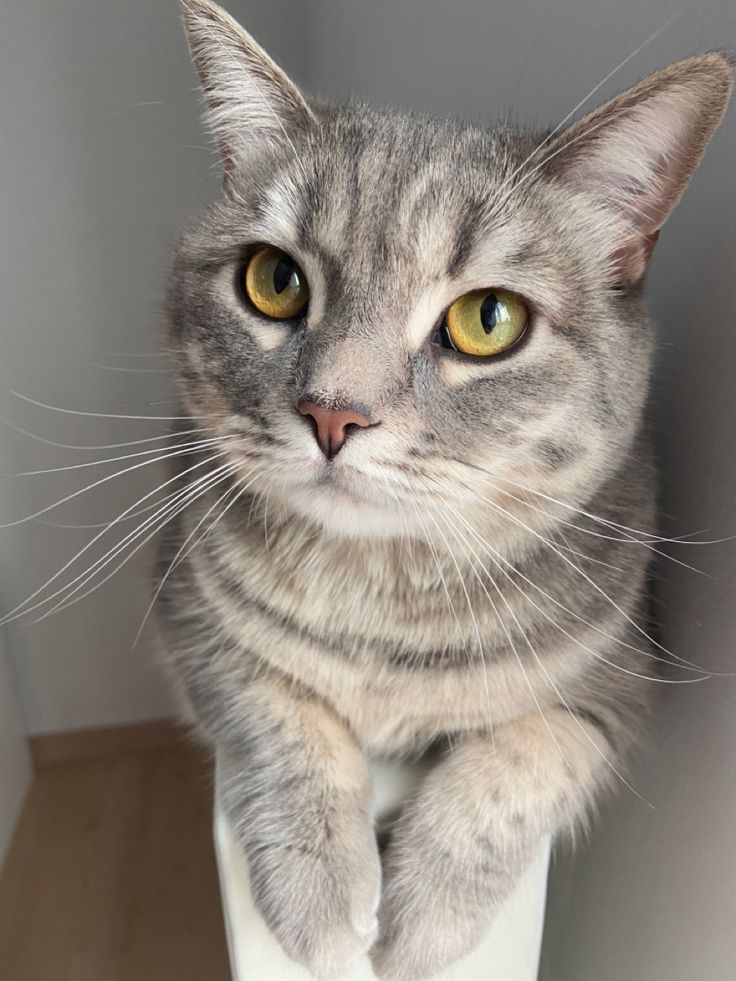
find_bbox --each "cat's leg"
[371,707,615,980]
[181,664,381,980]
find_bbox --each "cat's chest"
[197,534,559,753]
[285,645,544,755]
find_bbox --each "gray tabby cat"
[158,1,733,977]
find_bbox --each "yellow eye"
[443,288,528,357]
[243,246,309,320]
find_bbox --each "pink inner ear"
[643,229,660,264]
[607,230,660,284]
[596,161,672,281]
[568,88,702,283]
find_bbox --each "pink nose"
[297,401,372,460]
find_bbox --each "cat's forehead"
[256,107,528,283]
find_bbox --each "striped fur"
[157,3,733,977]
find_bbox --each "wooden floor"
[0,744,231,981]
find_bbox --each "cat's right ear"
[181,0,315,179]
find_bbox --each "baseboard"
[29,718,190,768]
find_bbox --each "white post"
[214,755,550,981]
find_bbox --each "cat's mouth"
[280,458,413,538]
[312,465,372,506]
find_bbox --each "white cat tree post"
[214,756,550,980]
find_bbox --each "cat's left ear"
[181,0,315,177]
[543,53,734,284]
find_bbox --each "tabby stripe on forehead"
[447,210,481,278]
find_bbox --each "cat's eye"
[440,288,528,357]
[243,246,309,320]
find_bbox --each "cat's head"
[168,0,732,540]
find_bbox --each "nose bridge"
[299,319,401,412]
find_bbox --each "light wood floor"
[0,744,231,981]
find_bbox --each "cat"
[156,1,734,977]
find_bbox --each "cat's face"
[170,0,732,540]
[169,110,650,540]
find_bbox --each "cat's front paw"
[249,836,381,980]
[370,879,480,981]
[370,884,464,981]
[370,831,493,980]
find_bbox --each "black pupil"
[273,255,295,294]
[480,293,499,334]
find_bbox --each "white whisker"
[449,504,709,685]
[101,351,169,359]
[5,433,238,478]
[423,507,495,746]
[488,3,691,219]
[437,506,569,770]
[496,7,689,200]
[0,417,216,452]
[443,506,654,807]
[455,458,736,550]
[36,462,240,622]
[0,436,239,530]
[89,363,170,374]
[36,487,191,530]
[465,485,719,674]
[0,449,239,625]
[133,465,264,646]
[408,503,467,655]
[10,390,223,422]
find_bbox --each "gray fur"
[157,2,733,977]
